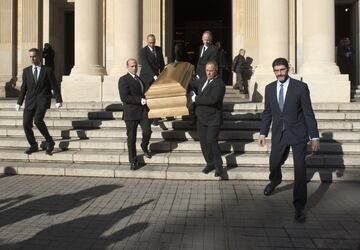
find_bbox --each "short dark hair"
[206,60,218,72]
[272,58,289,68]
[28,48,40,55]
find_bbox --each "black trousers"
[23,108,53,147]
[125,119,151,163]
[197,122,222,168]
[270,135,308,209]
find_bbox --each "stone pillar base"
[70,65,107,76]
[299,62,340,75]
[299,74,350,103]
[61,75,103,102]
[248,73,351,103]
[102,75,121,102]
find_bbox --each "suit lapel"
[283,78,294,112]
[36,66,46,88]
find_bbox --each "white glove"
[153,75,158,80]
[55,102,62,110]
[15,104,21,111]
[189,91,196,102]
[141,98,147,105]
[191,95,196,102]
[196,75,200,79]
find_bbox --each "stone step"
[1,117,360,131]
[1,137,358,154]
[0,148,358,167]
[2,100,360,112]
[4,110,360,121]
[1,161,357,181]
[2,126,360,141]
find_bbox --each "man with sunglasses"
[258,58,320,223]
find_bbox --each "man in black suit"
[190,61,225,177]
[258,57,320,223]
[15,48,62,155]
[119,58,152,170]
[195,31,219,79]
[139,34,165,90]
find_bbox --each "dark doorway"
[335,0,357,93]
[173,0,232,67]
[64,11,74,75]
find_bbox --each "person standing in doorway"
[139,34,165,90]
[195,30,218,79]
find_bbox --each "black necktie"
[33,67,38,83]
[135,76,144,93]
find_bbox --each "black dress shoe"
[295,208,306,223]
[45,141,55,155]
[130,162,137,170]
[25,146,38,155]
[202,165,214,174]
[143,150,152,159]
[263,182,280,196]
[214,167,223,177]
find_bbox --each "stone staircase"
[1,87,360,181]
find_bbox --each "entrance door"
[335,0,358,94]
[173,0,232,70]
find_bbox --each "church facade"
[0,0,358,102]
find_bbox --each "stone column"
[103,0,140,102]
[0,0,17,97]
[256,0,289,73]
[249,0,288,102]
[70,0,105,75]
[298,0,350,102]
[110,0,139,76]
[17,0,42,81]
[299,0,339,74]
[61,0,106,102]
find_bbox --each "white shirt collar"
[128,72,137,78]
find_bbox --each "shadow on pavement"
[0,200,153,249]
[0,184,122,228]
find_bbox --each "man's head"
[239,49,246,56]
[147,34,156,49]
[29,48,41,65]
[202,31,213,47]
[126,58,138,75]
[205,61,218,80]
[272,57,289,83]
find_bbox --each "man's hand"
[55,102,62,110]
[258,135,266,147]
[15,104,21,111]
[141,98,147,105]
[311,139,320,152]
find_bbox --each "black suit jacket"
[118,73,149,121]
[195,44,219,79]
[17,65,62,111]
[194,76,225,126]
[139,46,165,87]
[260,77,319,145]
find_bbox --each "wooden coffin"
[145,62,194,119]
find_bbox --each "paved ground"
[0,175,359,250]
